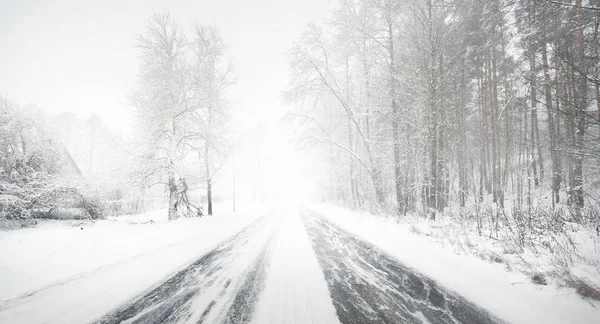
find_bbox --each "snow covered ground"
[1,203,599,324]
[312,204,600,324]
[0,205,266,323]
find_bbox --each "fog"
[2,1,600,323]
[1,0,338,209]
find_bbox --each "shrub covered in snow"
[0,97,104,227]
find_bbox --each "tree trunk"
[426,0,439,219]
[489,46,503,208]
[541,40,562,206]
[565,64,577,205]
[207,178,213,216]
[388,20,402,216]
[573,0,586,209]
[372,168,386,209]
[529,55,540,187]
[205,142,213,215]
[477,62,487,202]
[168,175,178,221]
[345,56,360,208]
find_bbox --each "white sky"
[0,0,338,133]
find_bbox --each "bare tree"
[189,24,235,216]
[130,14,234,220]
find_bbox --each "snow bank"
[312,204,600,324]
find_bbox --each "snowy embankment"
[0,205,266,324]
[312,204,600,324]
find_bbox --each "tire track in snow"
[217,231,274,324]
[95,215,277,324]
[302,210,507,324]
[249,210,341,324]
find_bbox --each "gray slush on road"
[302,210,507,324]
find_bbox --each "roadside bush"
[0,98,106,226]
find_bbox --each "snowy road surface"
[1,207,596,323]
[95,215,277,324]
[302,210,504,324]
[96,208,502,324]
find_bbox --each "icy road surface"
[95,215,277,324]
[89,208,503,324]
[302,210,505,324]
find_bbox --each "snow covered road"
[250,208,340,324]
[94,208,505,324]
[95,214,277,324]
[302,210,505,324]
[2,206,596,323]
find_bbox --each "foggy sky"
[0,0,338,133]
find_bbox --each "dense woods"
[288,0,600,238]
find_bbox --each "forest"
[1,0,599,242]
[286,0,600,242]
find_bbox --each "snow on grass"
[0,204,266,323]
[569,229,600,287]
[397,206,600,295]
[312,204,600,324]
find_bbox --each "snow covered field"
[0,205,266,323]
[313,204,600,324]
